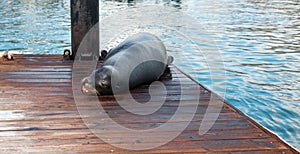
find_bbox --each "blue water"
[1,0,299,150]
[0,0,70,54]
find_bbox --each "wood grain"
[0,54,297,153]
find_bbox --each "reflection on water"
[185,0,300,150]
[0,0,299,150]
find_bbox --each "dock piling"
[71,0,99,60]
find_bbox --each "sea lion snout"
[81,77,98,95]
[81,68,113,95]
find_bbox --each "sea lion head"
[81,66,114,95]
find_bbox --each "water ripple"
[0,0,70,53]
[0,0,299,150]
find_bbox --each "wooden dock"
[0,54,297,153]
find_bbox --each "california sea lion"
[81,32,173,95]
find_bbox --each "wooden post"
[71,0,99,60]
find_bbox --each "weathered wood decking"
[0,54,297,153]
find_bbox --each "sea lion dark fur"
[81,32,173,95]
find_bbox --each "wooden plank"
[0,54,298,153]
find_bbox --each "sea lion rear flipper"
[167,56,174,65]
[159,56,174,79]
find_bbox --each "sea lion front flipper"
[99,50,108,60]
